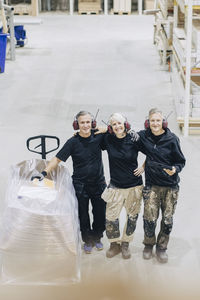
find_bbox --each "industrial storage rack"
[8,0,145,15]
[153,0,174,65]
[171,0,200,134]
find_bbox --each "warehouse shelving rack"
[153,0,174,65]
[7,0,145,16]
[171,0,200,135]
[70,0,144,15]
[8,0,38,16]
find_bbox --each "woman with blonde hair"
[99,113,145,259]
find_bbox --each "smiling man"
[138,108,186,263]
[32,111,106,254]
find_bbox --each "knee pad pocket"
[126,214,138,236]
[142,186,151,202]
[144,219,156,238]
[163,217,173,235]
[106,219,120,239]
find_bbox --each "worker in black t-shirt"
[99,113,145,260]
[138,108,186,263]
[32,111,106,254]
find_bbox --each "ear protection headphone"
[144,118,168,130]
[72,116,97,130]
[108,120,131,134]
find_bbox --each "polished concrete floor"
[0,12,200,300]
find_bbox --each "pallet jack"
[27,135,60,159]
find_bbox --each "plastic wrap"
[0,159,81,285]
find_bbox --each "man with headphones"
[138,108,185,263]
[31,111,106,254]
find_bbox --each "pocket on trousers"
[101,187,115,203]
[142,186,151,203]
[171,187,179,212]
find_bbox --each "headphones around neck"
[144,118,168,130]
[108,121,131,134]
[72,117,97,130]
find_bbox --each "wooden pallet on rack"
[78,0,101,15]
[177,118,200,134]
[112,0,131,14]
[13,4,32,15]
[11,0,38,16]
[79,11,99,14]
[110,9,131,15]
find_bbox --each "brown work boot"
[106,242,121,258]
[156,248,168,263]
[143,245,153,260]
[121,242,131,259]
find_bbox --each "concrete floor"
[0,13,200,299]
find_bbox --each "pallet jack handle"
[26,135,60,159]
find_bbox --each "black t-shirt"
[101,133,144,189]
[56,132,105,184]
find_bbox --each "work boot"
[156,248,168,263]
[143,245,153,260]
[106,242,121,258]
[121,242,131,259]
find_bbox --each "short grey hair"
[148,108,163,119]
[109,113,126,125]
[76,111,92,120]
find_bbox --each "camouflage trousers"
[143,185,179,250]
[101,185,143,243]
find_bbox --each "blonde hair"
[109,113,126,125]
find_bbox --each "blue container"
[0,34,7,73]
[14,25,26,47]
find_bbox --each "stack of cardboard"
[145,0,154,10]
[78,0,101,14]
[113,0,131,14]
[13,4,32,15]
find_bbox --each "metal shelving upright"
[153,0,174,65]
[171,0,200,135]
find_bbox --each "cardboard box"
[113,0,131,12]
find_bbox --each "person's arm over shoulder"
[129,130,147,155]
[99,131,109,151]
[171,135,186,173]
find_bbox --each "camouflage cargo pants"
[143,185,179,250]
[101,185,143,243]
